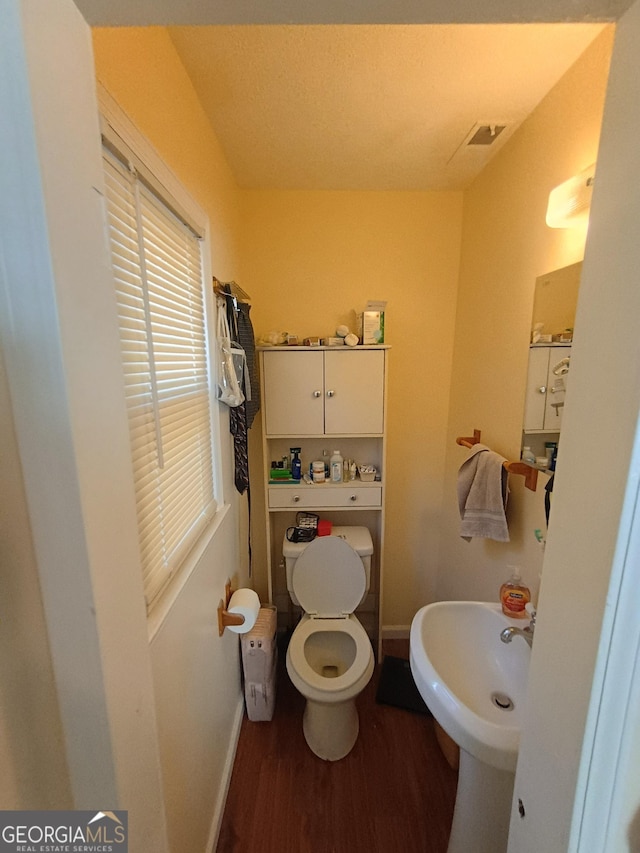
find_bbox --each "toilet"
[283,526,375,761]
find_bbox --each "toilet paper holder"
[218,581,244,636]
[218,581,261,636]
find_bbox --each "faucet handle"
[525,602,537,625]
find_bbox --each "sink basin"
[410,601,531,772]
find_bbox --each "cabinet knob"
[538,386,547,394]
[350,494,357,502]
[292,495,300,503]
[313,390,322,398]
[326,390,335,398]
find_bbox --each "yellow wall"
[92,27,240,277]
[91,28,247,852]
[91,24,614,632]
[437,27,614,606]
[239,190,463,622]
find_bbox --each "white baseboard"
[206,695,245,853]
[381,625,411,639]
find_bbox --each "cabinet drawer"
[268,485,382,509]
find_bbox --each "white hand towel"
[457,444,510,542]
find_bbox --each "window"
[102,135,216,607]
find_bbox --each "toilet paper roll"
[226,588,260,634]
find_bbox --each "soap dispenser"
[500,567,531,619]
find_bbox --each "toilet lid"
[291,535,366,617]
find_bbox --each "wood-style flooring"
[217,639,457,853]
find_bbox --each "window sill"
[147,502,231,643]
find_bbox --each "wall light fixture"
[546,163,595,228]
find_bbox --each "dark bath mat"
[376,655,430,715]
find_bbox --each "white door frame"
[571,415,640,851]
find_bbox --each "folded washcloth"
[457,444,510,542]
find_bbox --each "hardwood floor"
[217,638,457,853]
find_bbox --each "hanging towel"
[457,444,510,542]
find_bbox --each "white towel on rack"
[457,444,510,542]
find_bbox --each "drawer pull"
[350,494,357,502]
[293,495,300,503]
[313,390,322,398]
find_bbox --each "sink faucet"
[500,605,536,648]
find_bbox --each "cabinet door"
[262,350,324,435]
[544,346,570,430]
[324,349,385,434]
[523,348,549,431]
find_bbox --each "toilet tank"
[283,525,373,607]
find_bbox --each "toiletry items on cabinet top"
[258,345,389,656]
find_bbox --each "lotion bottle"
[500,567,531,619]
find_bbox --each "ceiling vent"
[466,124,507,146]
[447,120,513,171]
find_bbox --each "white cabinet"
[259,346,388,657]
[523,345,571,433]
[262,348,385,436]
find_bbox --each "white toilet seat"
[287,614,373,698]
[291,535,366,617]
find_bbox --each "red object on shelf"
[317,519,333,537]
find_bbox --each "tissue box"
[359,301,386,344]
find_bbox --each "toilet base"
[302,697,359,761]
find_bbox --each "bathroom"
[2,2,640,852]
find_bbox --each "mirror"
[522,261,582,469]
[531,261,581,343]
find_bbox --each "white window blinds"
[103,145,216,607]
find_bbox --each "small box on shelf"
[358,466,377,482]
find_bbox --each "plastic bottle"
[330,449,343,483]
[522,446,536,465]
[290,448,302,481]
[500,567,531,619]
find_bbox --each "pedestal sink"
[410,601,531,853]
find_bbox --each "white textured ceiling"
[167,24,606,190]
[76,0,613,190]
